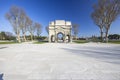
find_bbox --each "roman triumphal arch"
[48,20,72,43]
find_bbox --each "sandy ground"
[0,42,120,80]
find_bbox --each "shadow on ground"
[61,46,120,64]
[0,47,8,49]
[0,73,3,80]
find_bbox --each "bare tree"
[27,18,35,41]
[92,0,120,42]
[35,22,42,37]
[91,3,105,42]
[104,0,120,42]
[72,24,79,40]
[19,9,28,42]
[5,6,21,42]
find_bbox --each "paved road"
[0,43,120,80]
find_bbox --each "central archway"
[57,32,64,43]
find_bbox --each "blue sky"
[0,0,120,37]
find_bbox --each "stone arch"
[48,20,72,43]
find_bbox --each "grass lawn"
[108,40,120,44]
[0,41,17,44]
[73,40,88,43]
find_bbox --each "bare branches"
[92,0,120,42]
[5,6,21,42]
[35,22,42,37]
[5,5,43,42]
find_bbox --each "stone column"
[55,32,57,43]
[64,34,66,43]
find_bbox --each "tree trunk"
[17,33,21,43]
[105,29,109,43]
[105,24,110,43]
[100,30,103,42]
[23,32,26,42]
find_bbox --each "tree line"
[3,0,120,43]
[0,31,48,41]
[5,6,42,42]
[0,31,15,40]
[108,34,120,40]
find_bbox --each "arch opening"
[57,32,64,43]
[66,35,70,43]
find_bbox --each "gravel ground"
[0,42,120,80]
